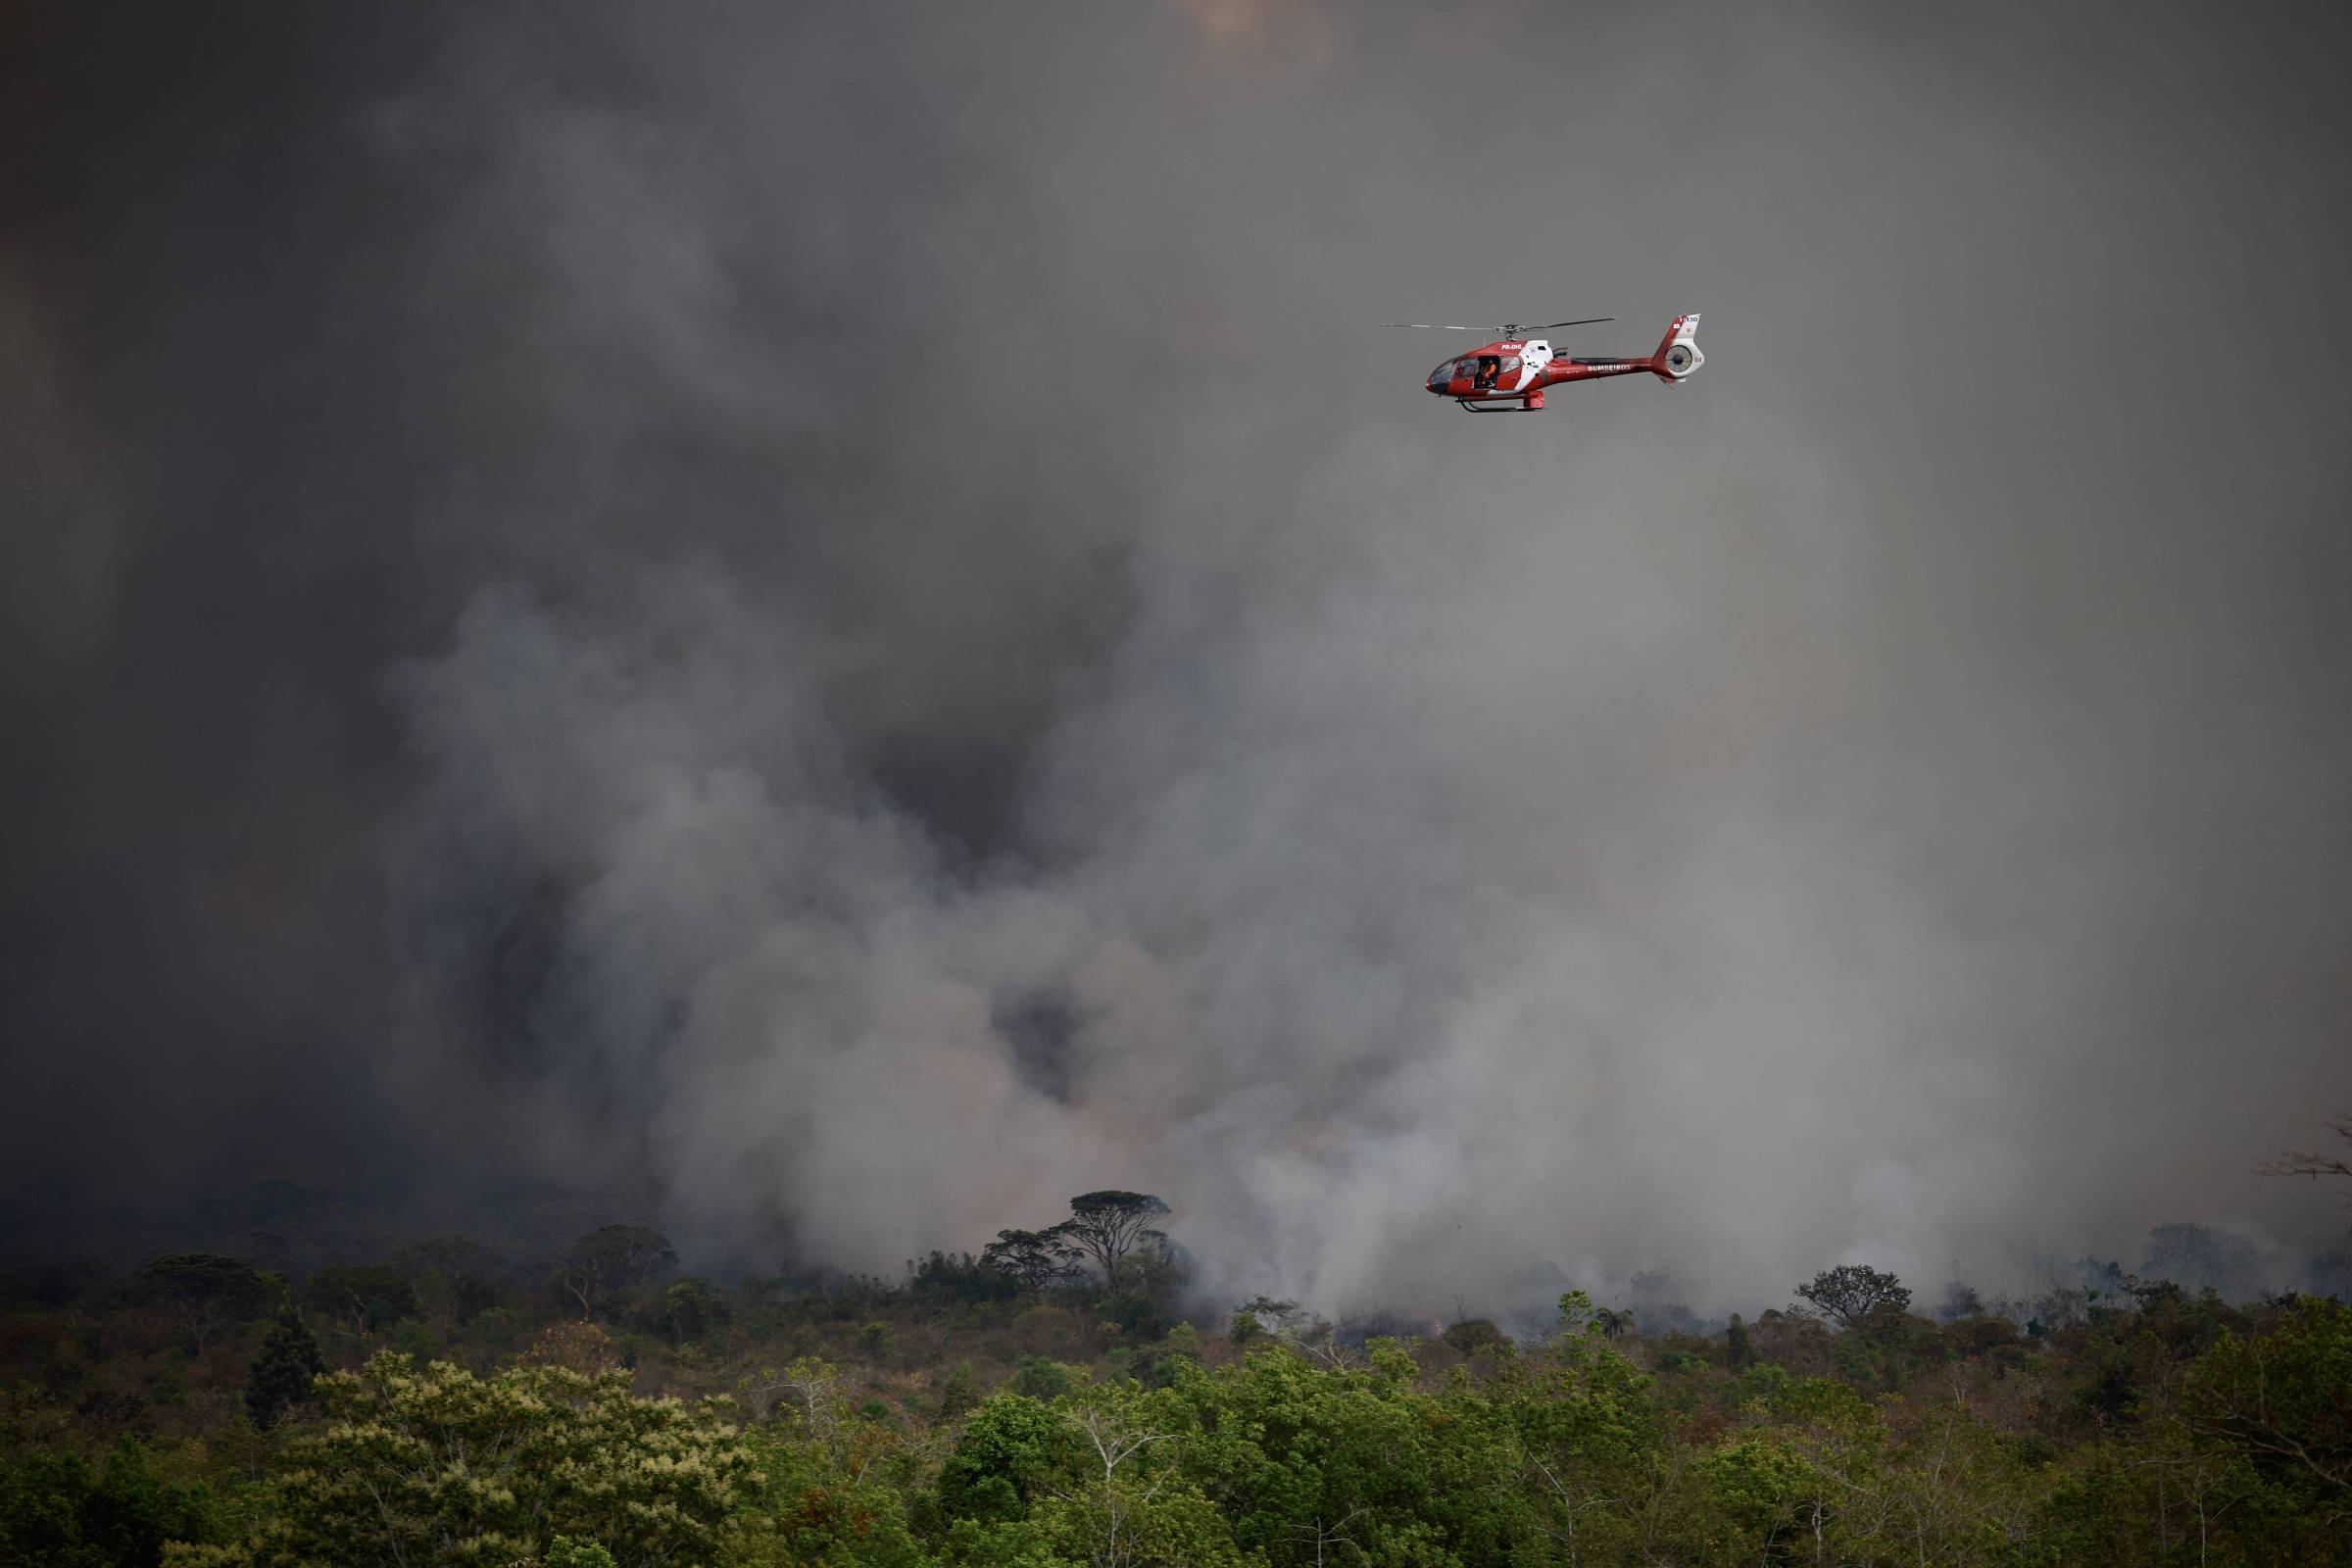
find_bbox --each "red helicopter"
[1383,313,1704,413]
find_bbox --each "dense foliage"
[168,1355,760,1567]
[3,1193,2348,1566]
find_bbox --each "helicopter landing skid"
[1455,397,1541,414]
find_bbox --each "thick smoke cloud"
[4,1,2349,1310]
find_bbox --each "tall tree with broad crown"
[1794,1264,1911,1330]
[1060,1193,1170,1292]
[551,1224,677,1319]
[141,1252,275,1355]
[982,1227,1082,1291]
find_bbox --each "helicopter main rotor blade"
[1377,316,1617,334]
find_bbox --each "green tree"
[936,1393,1084,1526]
[1688,1434,1815,1562]
[243,1295,324,1431]
[907,1250,1019,1306]
[1825,1395,2048,1566]
[1025,1385,1245,1568]
[1009,1356,1073,1401]
[140,1252,274,1354]
[1794,1264,1910,1330]
[176,1352,760,1567]
[655,1278,732,1344]
[1059,1193,1170,1291]
[937,1361,980,1421]
[1759,1376,1890,1561]
[1,1437,227,1568]
[1518,1319,1670,1565]
[728,1417,933,1568]
[1165,1340,1536,1565]
[1442,1318,1509,1357]
[980,1227,1081,1292]
[1935,1277,1986,1322]
[2183,1295,2352,1496]
[550,1224,676,1320]
[1725,1311,1757,1370]
[389,1234,509,1322]
[302,1264,419,1336]
[540,1540,615,1568]
[1228,1295,1302,1348]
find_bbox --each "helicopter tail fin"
[1648,313,1704,382]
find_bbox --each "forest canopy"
[4,1165,2349,1567]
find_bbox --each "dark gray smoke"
[5,1,2349,1309]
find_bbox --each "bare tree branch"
[2259,1112,2352,1205]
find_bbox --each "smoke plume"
[5,1,2349,1311]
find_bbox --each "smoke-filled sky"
[5,0,2349,1309]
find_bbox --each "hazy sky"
[4,0,2348,1309]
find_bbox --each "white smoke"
[358,0,2352,1318]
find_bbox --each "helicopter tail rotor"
[1648,313,1704,382]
